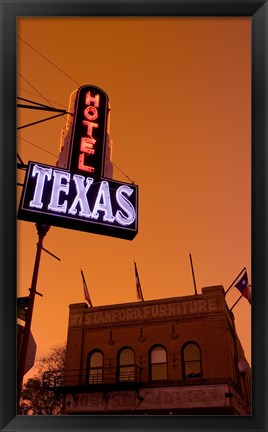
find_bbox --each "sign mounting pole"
[17,223,50,409]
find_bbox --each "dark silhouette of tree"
[18,344,66,415]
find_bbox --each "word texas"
[18,162,138,239]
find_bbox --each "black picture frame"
[0,0,267,431]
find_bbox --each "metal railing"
[43,370,64,389]
[43,365,142,390]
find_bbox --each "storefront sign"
[69,296,222,328]
[64,384,229,413]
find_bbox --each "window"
[150,345,167,381]
[182,342,202,378]
[118,347,135,382]
[88,350,103,384]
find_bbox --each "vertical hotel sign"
[69,86,108,178]
[18,85,138,240]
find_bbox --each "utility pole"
[17,223,50,410]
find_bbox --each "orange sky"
[17,17,251,380]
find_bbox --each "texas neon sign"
[18,85,138,240]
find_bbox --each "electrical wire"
[18,36,80,86]
[112,162,135,184]
[18,87,67,109]
[17,73,55,108]
[17,38,134,183]
[18,135,134,184]
[17,153,25,165]
[17,74,69,124]
[17,136,58,158]
[18,112,67,130]
[18,96,56,109]
[17,98,70,116]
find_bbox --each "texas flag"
[234,270,251,304]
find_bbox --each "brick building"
[45,285,251,415]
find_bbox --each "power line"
[17,153,25,165]
[18,96,54,109]
[17,136,58,158]
[112,162,135,184]
[17,40,133,184]
[17,73,69,124]
[17,136,134,184]
[17,97,70,114]
[17,112,67,130]
[18,87,67,109]
[17,73,55,108]
[18,36,80,87]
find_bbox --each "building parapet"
[68,286,227,329]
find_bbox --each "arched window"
[182,342,202,378]
[118,347,135,382]
[88,350,104,384]
[150,345,167,381]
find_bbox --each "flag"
[234,270,251,304]
[80,269,93,307]
[134,261,144,301]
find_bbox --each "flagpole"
[230,294,243,311]
[189,253,197,295]
[225,267,246,296]
[134,261,144,301]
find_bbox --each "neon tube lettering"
[85,92,100,107]
[29,165,52,209]
[115,185,136,225]
[91,181,115,222]
[84,106,98,121]
[82,121,98,143]
[78,121,99,173]
[78,153,95,173]
[68,175,94,217]
[48,171,70,213]
[80,137,95,155]
[77,90,102,174]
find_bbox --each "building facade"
[44,285,251,415]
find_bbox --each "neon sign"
[18,85,138,240]
[69,86,109,178]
